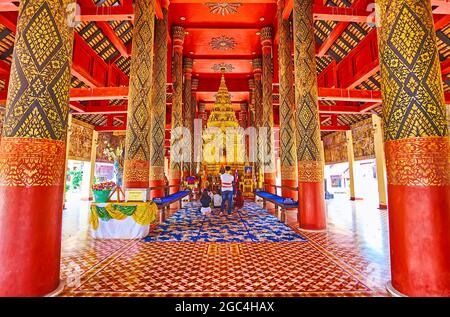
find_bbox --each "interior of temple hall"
[0,0,449,298]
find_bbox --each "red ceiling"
[168,3,277,28]
[168,1,278,103]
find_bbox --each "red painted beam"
[96,21,129,57]
[70,87,129,101]
[319,104,361,114]
[0,60,10,78]
[0,11,16,32]
[80,105,128,115]
[69,101,87,113]
[318,87,382,103]
[360,102,382,113]
[441,58,450,76]
[76,5,134,22]
[320,125,351,131]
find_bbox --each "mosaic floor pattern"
[145,202,306,242]
[60,196,391,297]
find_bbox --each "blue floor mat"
[144,201,306,242]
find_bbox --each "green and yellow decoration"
[90,202,157,230]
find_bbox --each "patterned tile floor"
[60,195,391,297]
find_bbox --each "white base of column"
[386,281,407,297]
[44,280,65,297]
[298,227,327,233]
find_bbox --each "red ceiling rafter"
[0,11,16,32]
[316,0,372,58]
[77,0,130,57]
[441,58,450,77]
[320,125,351,131]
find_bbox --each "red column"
[0,0,73,296]
[293,0,326,230]
[376,0,450,296]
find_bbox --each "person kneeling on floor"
[200,188,213,216]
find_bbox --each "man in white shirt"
[220,166,234,215]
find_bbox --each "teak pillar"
[293,0,326,230]
[277,0,298,200]
[169,26,185,195]
[260,27,276,194]
[252,59,263,189]
[149,1,169,198]
[346,130,357,200]
[182,57,193,179]
[376,0,450,297]
[123,0,155,189]
[0,0,73,296]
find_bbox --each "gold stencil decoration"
[0,137,66,187]
[4,0,72,141]
[385,137,450,186]
[298,160,324,183]
[278,1,297,176]
[293,0,322,165]
[150,7,168,174]
[377,0,448,141]
[124,0,155,162]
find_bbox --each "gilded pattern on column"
[278,0,297,181]
[150,7,168,182]
[123,0,155,185]
[376,0,449,187]
[191,78,199,174]
[0,0,73,187]
[3,0,72,140]
[293,0,323,182]
[260,27,276,175]
[182,58,193,175]
[169,26,185,180]
[252,59,263,170]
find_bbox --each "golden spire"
[206,67,239,129]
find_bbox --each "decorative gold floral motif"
[298,160,324,183]
[0,137,66,187]
[205,2,242,16]
[385,137,450,186]
[210,36,237,51]
[123,159,150,184]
